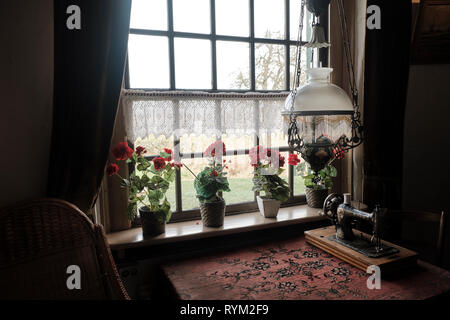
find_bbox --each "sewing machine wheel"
[323,193,344,223]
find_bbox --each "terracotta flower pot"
[199,198,226,227]
[256,196,281,218]
[139,206,166,237]
[305,187,330,208]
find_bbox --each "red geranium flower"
[112,142,133,160]
[106,163,119,176]
[163,148,173,161]
[288,154,301,166]
[170,162,183,168]
[153,157,166,171]
[211,170,218,177]
[333,148,345,160]
[174,162,183,168]
[136,146,146,157]
[279,155,285,168]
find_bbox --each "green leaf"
[193,168,231,203]
[163,168,175,182]
[136,159,150,171]
[319,170,326,178]
[161,198,172,222]
[160,151,171,159]
[304,178,314,188]
[126,203,137,221]
[150,175,164,184]
[140,174,150,185]
[148,189,164,203]
[130,185,138,194]
[120,179,130,188]
[328,165,337,177]
[252,171,289,202]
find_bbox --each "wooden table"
[162,234,450,300]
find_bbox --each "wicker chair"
[0,198,129,299]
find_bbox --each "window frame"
[126,0,328,92]
[125,0,329,223]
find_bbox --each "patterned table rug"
[162,235,450,300]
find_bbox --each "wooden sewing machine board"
[305,226,419,275]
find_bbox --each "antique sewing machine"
[305,193,418,274]
[321,193,398,258]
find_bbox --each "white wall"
[0,0,54,206]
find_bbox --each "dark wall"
[0,0,54,206]
[403,64,450,269]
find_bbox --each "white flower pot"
[257,196,281,218]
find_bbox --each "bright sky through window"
[128,34,170,88]
[128,0,312,90]
[130,0,167,30]
[254,0,285,39]
[173,0,210,34]
[216,0,249,37]
[175,38,212,89]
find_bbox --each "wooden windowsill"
[106,205,326,251]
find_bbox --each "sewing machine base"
[329,234,399,258]
[305,226,418,275]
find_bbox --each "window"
[126,0,321,91]
[125,0,328,222]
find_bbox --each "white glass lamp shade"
[294,114,352,144]
[283,67,354,143]
[284,68,354,116]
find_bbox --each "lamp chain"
[293,0,305,90]
[335,0,364,152]
[337,0,358,111]
[287,0,306,153]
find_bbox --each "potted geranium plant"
[184,140,230,227]
[107,142,181,236]
[250,146,290,218]
[294,149,343,208]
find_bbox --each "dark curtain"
[363,0,411,209]
[48,0,131,212]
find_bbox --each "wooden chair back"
[382,209,446,267]
[0,198,129,299]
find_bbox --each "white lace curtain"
[121,90,290,141]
